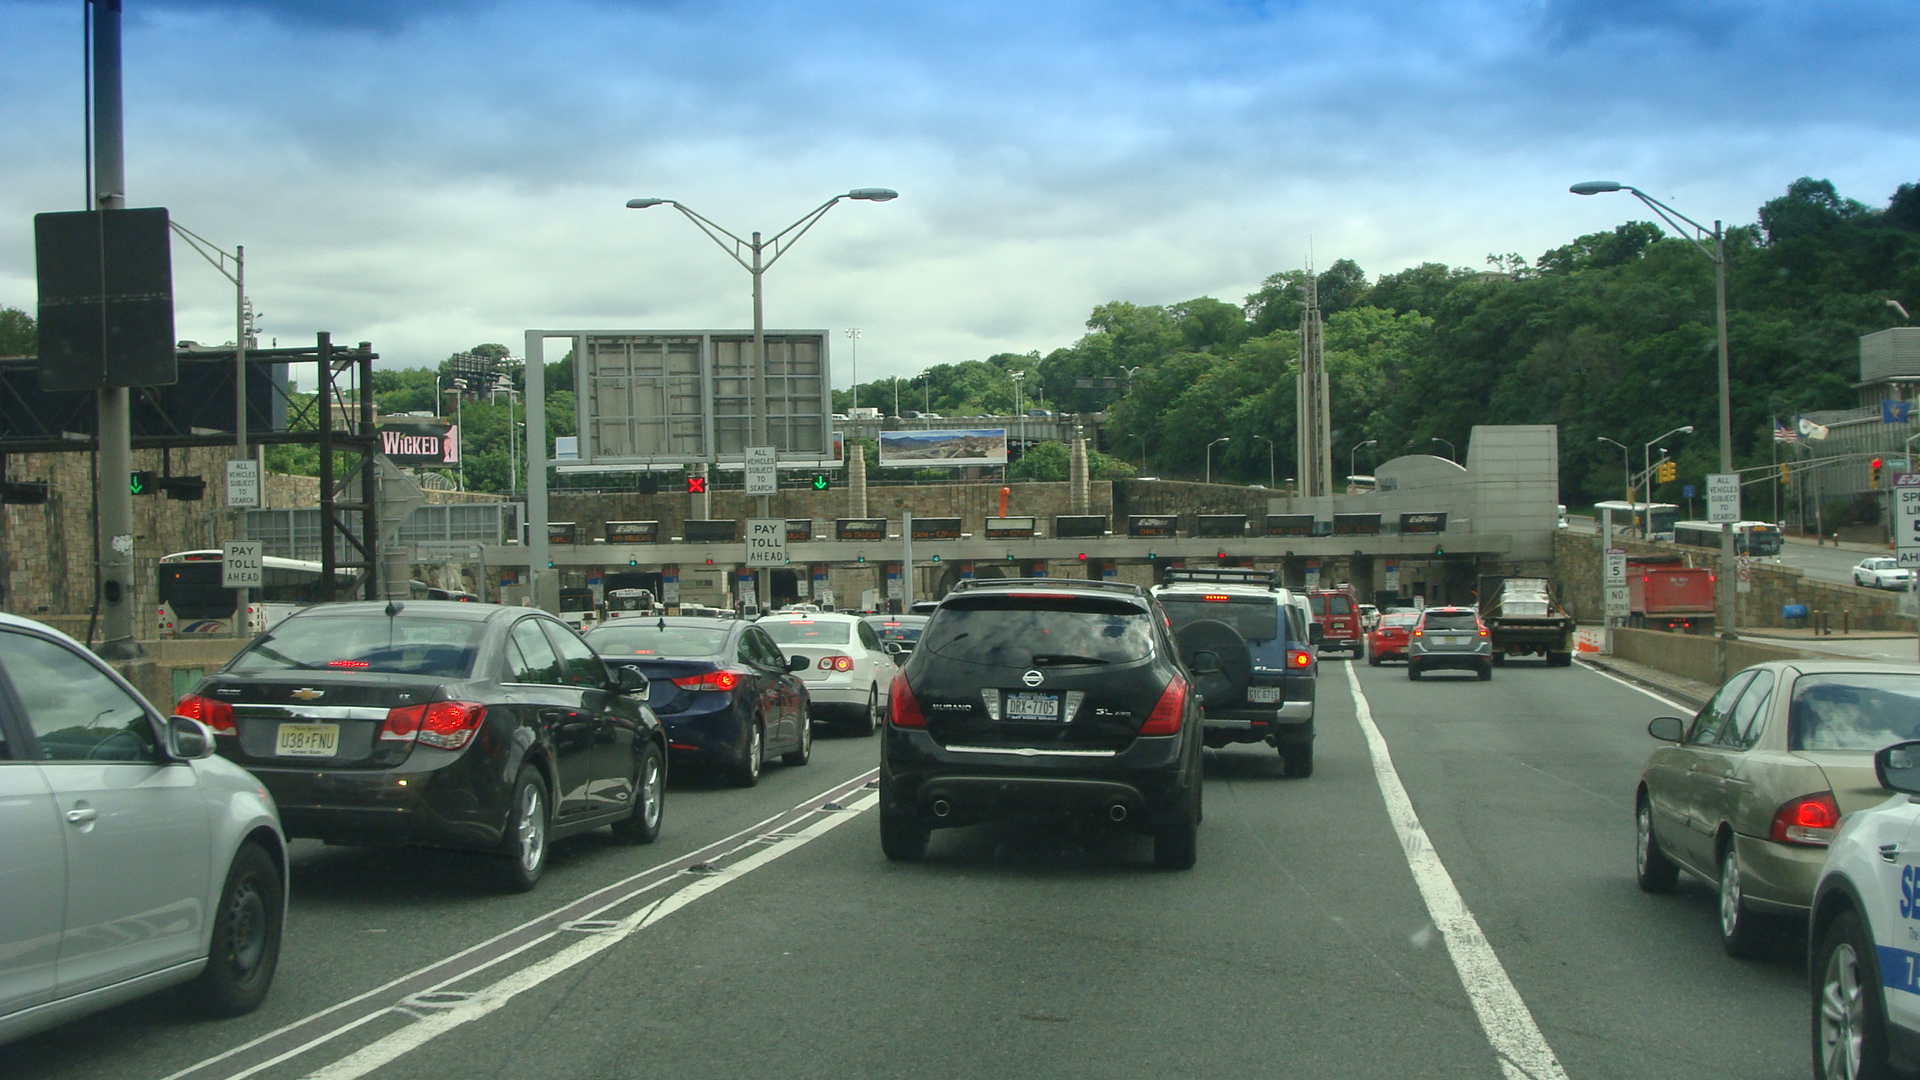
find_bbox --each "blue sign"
[1683,484,1696,498]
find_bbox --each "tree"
[0,307,33,358]
[1006,441,1136,482]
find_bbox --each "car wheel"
[729,721,764,788]
[1718,843,1770,958]
[782,709,813,767]
[880,812,930,861]
[497,766,550,893]
[190,841,282,1016]
[1408,663,1423,681]
[1154,821,1198,870]
[1634,796,1678,893]
[1478,662,1493,681]
[1490,652,1506,666]
[1814,909,1896,1080]
[851,686,880,737]
[1280,739,1314,779]
[1368,651,1382,667]
[610,742,665,845]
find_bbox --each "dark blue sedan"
[584,617,812,787]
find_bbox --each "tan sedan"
[1635,660,1914,958]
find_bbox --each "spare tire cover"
[1174,618,1253,709]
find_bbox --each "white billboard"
[878,428,1009,467]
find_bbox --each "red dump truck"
[1626,556,1716,633]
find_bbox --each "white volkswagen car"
[757,612,896,735]
[1853,557,1915,590]
[0,613,285,1045]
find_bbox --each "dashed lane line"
[1344,663,1570,1080]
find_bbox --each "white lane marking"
[164,772,876,1080]
[1572,659,1692,713]
[1344,664,1569,1080]
[299,792,877,1080]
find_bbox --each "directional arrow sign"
[812,473,830,491]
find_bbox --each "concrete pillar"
[1069,432,1089,514]
[850,443,868,518]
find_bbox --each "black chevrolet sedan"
[176,601,666,892]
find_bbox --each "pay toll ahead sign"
[744,518,787,566]
[1897,474,1920,568]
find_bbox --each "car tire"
[1280,739,1314,779]
[190,841,282,1016]
[880,812,931,861]
[1478,662,1493,681]
[782,709,813,767]
[1813,909,1896,1080]
[1368,651,1382,667]
[1154,820,1198,870]
[1634,796,1678,893]
[496,766,550,893]
[1408,663,1423,681]
[1718,843,1771,958]
[1491,652,1506,666]
[610,742,665,845]
[852,686,880,737]
[729,721,764,788]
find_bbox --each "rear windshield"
[230,616,483,677]
[1420,612,1480,631]
[874,622,925,643]
[1160,598,1282,643]
[760,620,853,645]
[921,598,1154,666]
[1380,613,1421,628]
[1310,594,1354,616]
[1790,673,1920,751]
[585,624,730,657]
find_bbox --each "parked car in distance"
[1306,589,1365,657]
[1638,661,1900,958]
[1025,408,1052,416]
[1367,611,1421,666]
[757,611,897,735]
[1,612,285,1045]
[1809,738,1920,1080]
[179,600,667,893]
[1853,557,1915,591]
[1406,606,1493,680]
[586,616,812,786]
[880,578,1205,868]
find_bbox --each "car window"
[0,631,157,763]
[761,619,853,645]
[508,619,563,684]
[749,630,787,669]
[923,596,1154,666]
[1789,673,1920,751]
[1329,595,1354,615]
[857,621,883,651]
[1159,597,1283,643]
[1420,612,1479,632]
[231,614,482,677]
[586,624,731,656]
[1309,595,1327,615]
[542,621,609,688]
[1721,670,1775,749]
[1689,671,1755,746]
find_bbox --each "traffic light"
[857,553,866,563]
[931,554,941,563]
[1077,552,1088,561]
[1872,458,1884,489]
[130,470,157,495]
[1779,462,1790,483]
[162,476,205,501]
[812,473,831,491]
[685,475,708,495]
[1657,460,1677,483]
[639,474,660,495]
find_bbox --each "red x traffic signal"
[685,475,708,494]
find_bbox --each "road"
[9,661,1811,1080]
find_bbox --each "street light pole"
[1574,180,1735,633]
[1207,436,1230,485]
[1254,435,1275,488]
[845,327,861,413]
[1350,438,1378,483]
[1598,436,1632,507]
[1430,437,1455,462]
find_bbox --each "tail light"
[381,701,487,751]
[1139,675,1188,735]
[1769,791,1841,845]
[889,676,926,728]
[671,670,739,692]
[174,693,235,734]
[1411,629,1423,637]
[817,655,855,672]
[1288,649,1313,669]
[1478,628,1490,637]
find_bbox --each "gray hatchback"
[1406,606,1493,681]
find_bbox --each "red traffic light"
[1077,553,1087,561]
[685,476,708,494]
[1873,458,1884,469]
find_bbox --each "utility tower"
[1295,272,1333,498]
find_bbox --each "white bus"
[157,550,353,636]
[1672,520,1784,557]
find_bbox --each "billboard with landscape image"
[877,428,1008,467]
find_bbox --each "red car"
[1366,611,1421,665]
[1307,590,1365,657]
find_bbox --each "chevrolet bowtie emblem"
[291,688,325,701]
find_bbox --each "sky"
[3,0,1918,384]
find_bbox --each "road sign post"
[1603,548,1628,625]
[226,459,261,509]
[1895,474,1920,661]
[745,517,787,567]
[222,541,263,588]
[745,446,778,497]
[1706,473,1740,523]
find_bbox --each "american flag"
[1774,419,1797,444]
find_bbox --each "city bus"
[1593,500,1681,541]
[1673,520,1784,557]
[157,550,354,635]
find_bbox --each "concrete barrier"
[1610,627,1819,687]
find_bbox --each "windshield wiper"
[1030,653,1111,667]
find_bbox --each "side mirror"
[1878,741,1920,795]
[788,654,810,672]
[166,715,217,761]
[612,665,650,696]
[1647,716,1685,742]
[1189,650,1222,676]
[1308,624,1325,644]
[884,641,904,655]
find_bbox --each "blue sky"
[3,0,1917,381]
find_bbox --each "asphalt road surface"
[10,661,1813,1080]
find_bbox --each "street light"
[1644,425,1694,503]
[844,327,861,413]
[1574,180,1734,633]
[1254,435,1276,488]
[1129,433,1148,473]
[449,378,468,491]
[919,369,932,417]
[1430,437,1455,462]
[1206,436,1230,485]
[1350,438,1378,482]
[1597,436,1632,506]
[1010,370,1027,451]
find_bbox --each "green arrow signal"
[812,474,830,491]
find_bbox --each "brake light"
[1203,594,1230,602]
[1411,630,1423,637]
[174,693,235,734]
[1479,628,1489,637]
[1288,649,1313,669]
[1769,792,1841,845]
[1139,675,1188,735]
[889,676,926,728]
[817,654,855,672]
[328,660,371,669]
[381,701,487,750]
[671,670,739,692]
